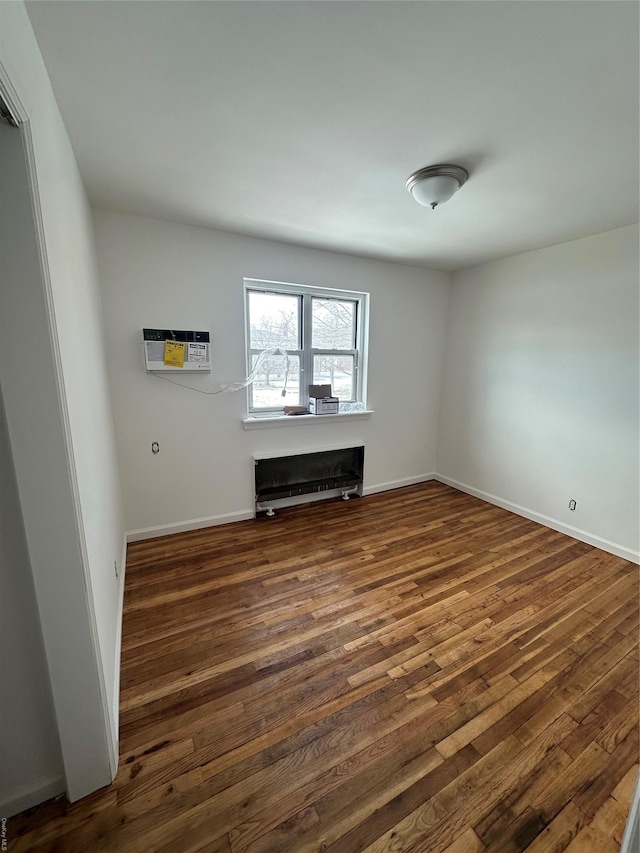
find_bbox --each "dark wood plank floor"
[9,482,639,852]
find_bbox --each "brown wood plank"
[7,482,638,853]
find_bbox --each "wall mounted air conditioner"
[143,329,211,372]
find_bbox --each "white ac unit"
[143,329,211,372]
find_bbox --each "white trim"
[0,776,65,820]
[128,474,435,540]
[127,471,638,564]
[253,441,366,461]
[244,278,369,415]
[18,118,115,789]
[243,410,373,430]
[0,60,113,800]
[620,773,640,853]
[244,277,369,300]
[434,474,640,564]
[126,509,254,543]
[363,473,436,496]
[0,58,28,126]
[109,533,128,777]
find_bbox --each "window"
[244,279,369,414]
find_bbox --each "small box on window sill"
[309,384,339,415]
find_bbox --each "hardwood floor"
[9,482,639,852]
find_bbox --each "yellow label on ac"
[164,340,186,367]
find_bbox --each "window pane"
[311,299,355,349]
[313,355,354,400]
[249,291,299,350]
[251,354,300,408]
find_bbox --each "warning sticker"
[164,340,186,367]
[188,342,208,363]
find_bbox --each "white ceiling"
[26,1,639,271]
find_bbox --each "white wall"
[437,225,640,560]
[0,1,125,803]
[93,210,450,535]
[0,385,64,816]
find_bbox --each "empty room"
[1,1,638,852]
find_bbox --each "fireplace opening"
[254,446,364,515]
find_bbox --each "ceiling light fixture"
[406,164,468,210]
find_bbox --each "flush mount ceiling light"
[406,164,468,210]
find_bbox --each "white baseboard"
[108,534,128,778]
[126,509,254,542]
[363,473,436,496]
[1,776,65,819]
[126,476,439,541]
[125,472,638,564]
[620,773,640,853]
[435,474,640,564]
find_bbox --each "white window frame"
[244,278,369,414]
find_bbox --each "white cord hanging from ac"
[152,346,291,397]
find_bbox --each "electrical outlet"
[569,499,576,511]
[152,441,160,454]
[114,560,119,579]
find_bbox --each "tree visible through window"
[245,280,368,413]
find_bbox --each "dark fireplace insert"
[254,446,365,513]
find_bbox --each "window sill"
[242,410,373,430]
